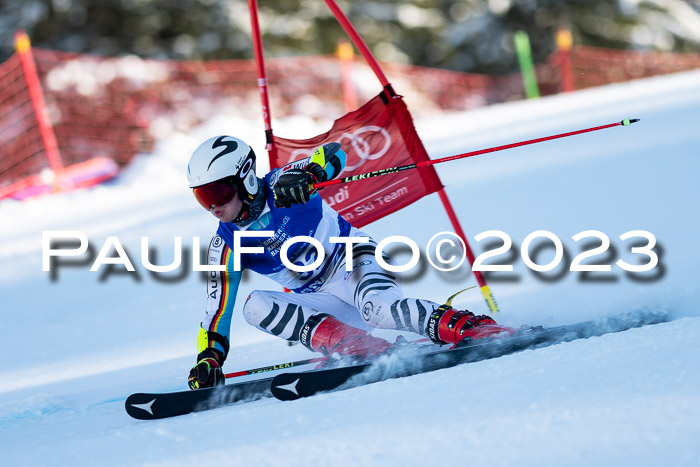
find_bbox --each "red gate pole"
[324,0,500,313]
[556,29,575,93]
[249,0,294,297]
[14,30,64,184]
[337,39,358,112]
[436,191,498,312]
[324,0,393,93]
[247,0,277,163]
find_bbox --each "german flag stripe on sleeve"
[209,246,232,335]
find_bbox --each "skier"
[186,135,507,389]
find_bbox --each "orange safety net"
[0,45,697,189]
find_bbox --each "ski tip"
[271,374,304,401]
[621,118,640,126]
[125,394,157,420]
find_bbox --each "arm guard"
[309,142,346,182]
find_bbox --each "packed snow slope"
[1,69,699,466]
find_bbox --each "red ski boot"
[300,314,392,358]
[426,305,514,347]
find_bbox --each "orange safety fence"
[0,44,698,192]
[568,45,700,89]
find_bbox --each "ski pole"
[314,118,640,189]
[223,337,434,379]
[224,356,327,379]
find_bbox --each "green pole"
[514,30,540,99]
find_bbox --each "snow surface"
[1,69,699,466]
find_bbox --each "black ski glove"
[273,162,327,208]
[188,349,225,390]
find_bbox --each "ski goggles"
[192,177,238,209]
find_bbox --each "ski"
[125,309,670,418]
[270,309,670,401]
[125,375,274,420]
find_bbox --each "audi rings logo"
[340,126,392,172]
[285,125,392,173]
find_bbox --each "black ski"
[125,376,274,420]
[125,309,670,419]
[270,309,670,401]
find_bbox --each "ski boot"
[300,314,392,359]
[426,304,513,347]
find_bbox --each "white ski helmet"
[187,136,259,219]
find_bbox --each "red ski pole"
[314,118,640,189]
[223,337,433,379]
[224,356,327,379]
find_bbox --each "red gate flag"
[270,93,443,227]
